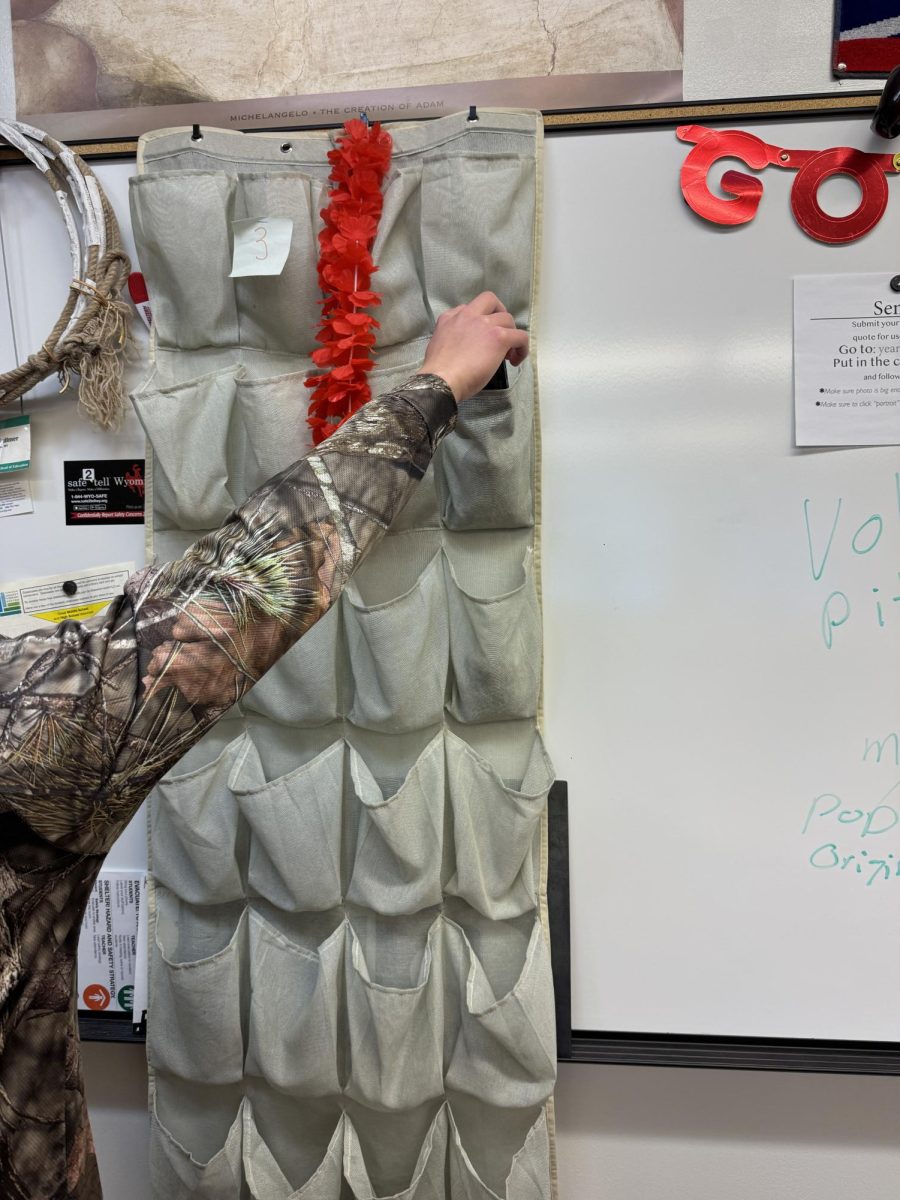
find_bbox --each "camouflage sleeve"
[0,375,456,852]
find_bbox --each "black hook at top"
[190,123,202,141]
[468,105,479,122]
[871,65,900,138]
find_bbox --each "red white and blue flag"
[835,1,900,75]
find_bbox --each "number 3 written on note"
[253,224,269,261]
[229,215,293,278]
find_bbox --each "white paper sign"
[131,874,149,1033]
[0,414,30,473]
[77,870,144,1013]
[0,562,133,629]
[794,273,900,446]
[0,477,33,518]
[229,216,293,277]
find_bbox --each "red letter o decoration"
[790,148,889,244]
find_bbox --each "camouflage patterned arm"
[0,376,456,851]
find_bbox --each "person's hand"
[417,292,529,403]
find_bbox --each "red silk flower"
[305,119,393,443]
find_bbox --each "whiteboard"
[539,117,900,1041]
[2,115,899,1042]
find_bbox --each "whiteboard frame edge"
[565,1032,900,1075]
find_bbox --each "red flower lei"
[305,118,393,444]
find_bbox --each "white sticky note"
[0,477,33,517]
[794,273,900,446]
[230,216,293,277]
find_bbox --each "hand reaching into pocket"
[417,292,529,403]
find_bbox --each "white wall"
[1,18,898,1195]
[81,1051,900,1199]
[83,1046,155,1200]
[0,0,13,120]
[684,0,878,100]
[554,1064,900,1199]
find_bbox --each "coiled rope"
[0,120,131,430]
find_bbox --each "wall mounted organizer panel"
[132,108,556,1198]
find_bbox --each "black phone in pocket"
[484,361,509,391]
